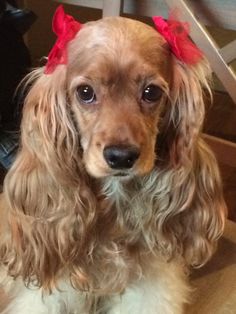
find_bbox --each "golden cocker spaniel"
[0,7,226,314]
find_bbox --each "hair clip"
[152,15,203,65]
[45,5,82,74]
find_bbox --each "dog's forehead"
[81,16,161,44]
[67,17,168,77]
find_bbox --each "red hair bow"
[152,16,203,65]
[45,5,82,74]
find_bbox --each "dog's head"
[67,17,169,178]
[19,15,211,182]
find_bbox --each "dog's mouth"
[113,172,129,177]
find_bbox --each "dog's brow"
[134,74,158,84]
[134,74,168,89]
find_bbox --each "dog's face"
[66,17,170,178]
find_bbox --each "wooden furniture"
[204,134,236,168]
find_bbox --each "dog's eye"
[142,85,162,103]
[76,85,96,104]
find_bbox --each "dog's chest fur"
[100,170,169,250]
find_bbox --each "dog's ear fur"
[160,57,211,166]
[17,67,83,185]
[1,66,98,290]
[156,57,226,266]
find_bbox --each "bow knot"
[45,5,82,74]
[152,16,203,65]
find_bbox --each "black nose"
[103,145,140,169]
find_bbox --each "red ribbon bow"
[152,16,203,65]
[45,5,82,74]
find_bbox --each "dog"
[0,6,226,314]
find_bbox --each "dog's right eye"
[142,84,163,103]
[76,85,96,104]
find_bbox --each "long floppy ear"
[156,57,227,267]
[16,66,83,185]
[1,66,97,290]
[165,57,212,166]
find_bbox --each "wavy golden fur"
[0,16,226,313]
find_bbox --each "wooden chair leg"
[164,0,236,104]
[220,40,236,64]
[102,0,123,17]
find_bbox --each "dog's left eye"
[76,85,96,104]
[142,84,162,103]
